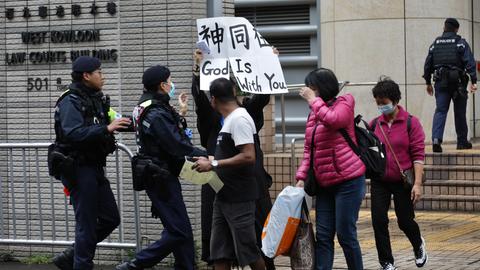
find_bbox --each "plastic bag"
[261,186,305,258]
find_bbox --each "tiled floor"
[274,210,480,269]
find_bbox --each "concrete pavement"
[1,210,479,269]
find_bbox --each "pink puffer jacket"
[296,94,366,187]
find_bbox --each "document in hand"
[179,159,224,193]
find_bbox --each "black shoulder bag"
[304,124,319,196]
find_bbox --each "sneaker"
[415,237,428,267]
[52,246,74,270]
[380,262,397,270]
[457,142,473,150]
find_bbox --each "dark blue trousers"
[135,175,195,269]
[432,84,469,144]
[315,176,366,270]
[65,165,120,270]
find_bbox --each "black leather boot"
[457,141,473,150]
[52,246,74,270]
[116,259,142,270]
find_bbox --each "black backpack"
[339,115,386,179]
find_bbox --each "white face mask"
[378,103,396,115]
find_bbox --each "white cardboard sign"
[196,17,288,94]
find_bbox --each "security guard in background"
[51,56,132,270]
[424,18,477,152]
[116,65,206,270]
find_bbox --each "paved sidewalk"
[275,210,480,269]
[2,210,479,269]
[0,263,115,269]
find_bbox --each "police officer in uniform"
[51,56,132,270]
[116,65,205,270]
[424,18,477,152]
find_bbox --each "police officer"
[116,65,205,270]
[424,18,477,152]
[52,56,132,270]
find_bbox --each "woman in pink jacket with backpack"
[296,68,366,270]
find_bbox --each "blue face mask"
[168,82,176,97]
[378,103,396,115]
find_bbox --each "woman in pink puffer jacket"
[296,68,366,270]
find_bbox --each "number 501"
[27,77,49,91]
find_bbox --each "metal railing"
[290,137,304,186]
[0,142,141,251]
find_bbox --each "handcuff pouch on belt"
[131,154,170,191]
[434,67,468,99]
[47,143,76,187]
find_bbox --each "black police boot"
[116,259,143,270]
[457,141,473,150]
[52,246,74,270]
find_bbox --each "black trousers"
[370,180,422,265]
[201,185,275,269]
[63,165,120,270]
[255,194,275,270]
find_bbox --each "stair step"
[425,152,480,166]
[364,193,480,202]
[423,165,480,171]
[365,179,480,187]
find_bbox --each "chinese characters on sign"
[230,24,249,50]
[5,2,117,20]
[196,17,288,94]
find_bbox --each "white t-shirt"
[220,107,256,146]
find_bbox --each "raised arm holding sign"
[196,17,288,94]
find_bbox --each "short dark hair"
[210,78,236,102]
[210,78,237,102]
[372,76,402,104]
[304,68,339,101]
[144,84,158,92]
[444,18,459,32]
[71,71,85,82]
[444,23,458,32]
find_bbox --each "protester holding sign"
[192,49,275,269]
[295,68,366,270]
[192,78,265,270]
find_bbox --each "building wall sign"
[5,2,117,20]
[6,29,118,65]
[2,1,119,94]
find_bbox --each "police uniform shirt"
[214,107,257,202]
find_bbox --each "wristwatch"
[211,160,218,169]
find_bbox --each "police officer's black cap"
[445,18,460,29]
[72,56,101,73]
[142,65,170,89]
